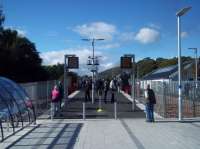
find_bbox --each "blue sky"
[1,0,200,73]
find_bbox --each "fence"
[136,80,200,118]
[20,80,59,117]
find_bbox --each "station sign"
[120,56,132,69]
[68,56,79,69]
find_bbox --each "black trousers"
[111,91,115,103]
[104,90,108,103]
[85,90,90,102]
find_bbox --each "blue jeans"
[146,103,154,122]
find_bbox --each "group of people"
[82,77,119,103]
[50,79,156,123]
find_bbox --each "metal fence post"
[0,119,4,142]
[51,102,53,120]
[114,102,117,119]
[163,82,167,118]
[83,102,85,120]
[46,81,49,109]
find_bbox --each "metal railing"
[136,80,200,118]
[20,80,59,117]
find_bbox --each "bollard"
[114,102,117,119]
[6,117,9,132]
[83,102,85,120]
[0,120,4,142]
[51,102,53,120]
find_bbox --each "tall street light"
[188,48,199,88]
[82,38,104,104]
[176,6,191,121]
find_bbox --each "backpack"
[148,89,156,104]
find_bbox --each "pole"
[114,102,117,119]
[177,16,182,121]
[195,49,198,88]
[92,39,95,104]
[131,56,136,111]
[64,55,68,103]
[83,102,85,120]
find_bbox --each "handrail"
[0,118,4,142]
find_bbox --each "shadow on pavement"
[58,91,146,119]
[155,119,200,123]
[6,121,83,149]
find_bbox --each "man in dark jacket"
[104,79,109,103]
[84,79,91,102]
[144,84,156,122]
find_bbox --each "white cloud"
[5,26,27,37]
[135,27,160,44]
[40,48,112,75]
[181,31,188,38]
[97,43,120,50]
[16,29,27,37]
[73,22,117,40]
[40,48,101,65]
[149,23,160,30]
[101,62,114,70]
[119,32,135,42]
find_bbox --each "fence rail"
[20,80,59,117]
[136,80,200,118]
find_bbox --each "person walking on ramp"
[110,78,117,103]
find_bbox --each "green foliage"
[0,29,48,82]
[100,56,193,79]
[43,63,64,80]
[137,57,158,78]
[98,67,121,79]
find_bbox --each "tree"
[0,28,48,82]
[137,57,157,78]
[43,63,64,80]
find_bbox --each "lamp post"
[176,6,191,121]
[188,48,199,88]
[82,38,104,104]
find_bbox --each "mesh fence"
[136,80,200,118]
[20,80,59,117]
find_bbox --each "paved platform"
[56,91,145,119]
[1,118,200,149]
[1,91,200,149]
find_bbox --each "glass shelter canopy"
[0,77,36,142]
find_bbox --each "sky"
[1,0,200,74]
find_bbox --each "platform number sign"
[68,56,79,69]
[120,56,132,69]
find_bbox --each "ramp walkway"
[1,91,200,149]
[55,91,145,119]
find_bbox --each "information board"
[120,56,132,69]
[68,56,79,69]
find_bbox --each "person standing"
[96,79,104,99]
[144,84,156,122]
[110,78,117,103]
[84,79,91,102]
[104,79,109,103]
[58,81,63,110]
[51,85,60,119]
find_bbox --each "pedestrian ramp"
[53,91,146,119]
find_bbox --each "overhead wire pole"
[188,48,199,88]
[176,6,191,121]
[82,38,104,104]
